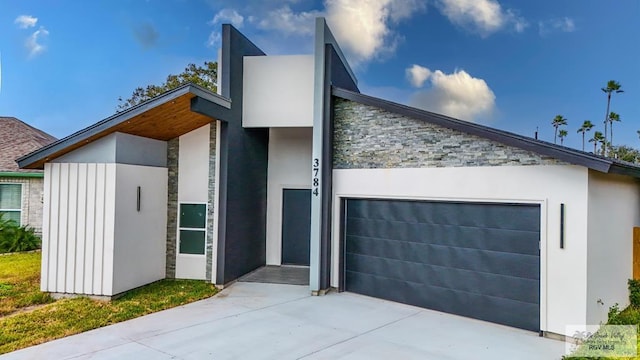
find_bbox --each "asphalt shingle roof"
[0,117,57,173]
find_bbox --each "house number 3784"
[312,158,320,196]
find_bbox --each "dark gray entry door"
[282,189,311,266]
[344,199,540,331]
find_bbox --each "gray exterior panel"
[215,24,269,285]
[344,198,540,332]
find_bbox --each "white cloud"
[26,27,49,58]
[206,31,221,48]
[435,0,527,37]
[15,15,38,29]
[210,8,245,28]
[250,0,425,66]
[406,64,432,88]
[538,17,576,36]
[254,5,321,36]
[207,9,244,49]
[408,66,496,122]
[324,0,426,65]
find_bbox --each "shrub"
[628,279,640,307]
[0,214,41,253]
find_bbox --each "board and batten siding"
[42,163,116,295]
[42,162,168,296]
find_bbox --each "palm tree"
[552,115,567,144]
[558,129,568,145]
[577,120,594,151]
[602,80,623,155]
[589,131,605,154]
[608,112,620,149]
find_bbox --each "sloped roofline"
[17,83,230,169]
[332,86,640,178]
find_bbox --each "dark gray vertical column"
[215,25,269,285]
[319,46,359,290]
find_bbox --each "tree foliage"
[608,111,621,147]
[589,131,605,154]
[577,120,594,152]
[117,62,218,112]
[551,115,567,144]
[609,145,640,163]
[601,80,623,155]
[558,129,568,145]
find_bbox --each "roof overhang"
[18,83,231,169]
[332,86,640,179]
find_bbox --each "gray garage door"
[344,199,540,331]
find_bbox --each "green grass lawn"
[0,252,53,316]
[0,251,218,354]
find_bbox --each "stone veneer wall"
[165,138,179,278]
[0,176,45,235]
[333,98,566,169]
[205,123,217,282]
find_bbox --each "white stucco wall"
[41,163,117,296]
[586,171,640,325]
[331,165,590,336]
[175,124,210,279]
[265,128,313,265]
[242,55,314,128]
[112,164,167,295]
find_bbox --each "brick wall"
[333,98,565,169]
[0,176,45,235]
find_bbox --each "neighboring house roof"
[17,83,231,170]
[0,117,57,173]
[332,87,640,178]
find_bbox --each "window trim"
[0,183,23,225]
[177,202,207,256]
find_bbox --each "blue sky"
[1,0,638,152]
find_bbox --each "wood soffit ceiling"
[31,93,215,169]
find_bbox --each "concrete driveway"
[1,282,565,359]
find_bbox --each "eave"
[18,83,231,170]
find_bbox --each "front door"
[281,189,311,266]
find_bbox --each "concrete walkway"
[1,282,566,359]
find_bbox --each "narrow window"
[0,184,22,225]
[178,203,206,255]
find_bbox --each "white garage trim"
[331,165,591,335]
